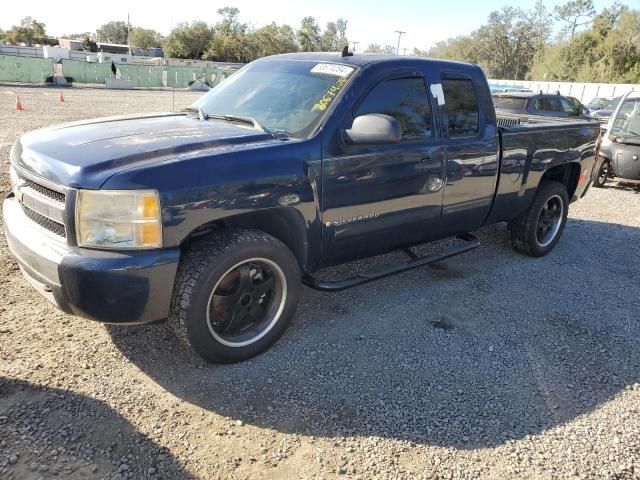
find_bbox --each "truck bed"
[484,116,600,225]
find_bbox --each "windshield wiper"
[185,108,262,130]
[209,114,264,130]
[183,106,208,121]
[184,109,291,139]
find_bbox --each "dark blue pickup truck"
[4,52,599,363]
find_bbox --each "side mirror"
[343,114,402,145]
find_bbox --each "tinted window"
[560,98,579,116]
[441,78,479,138]
[356,78,433,139]
[492,95,527,111]
[534,97,563,113]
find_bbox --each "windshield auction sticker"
[312,76,350,112]
[310,63,355,77]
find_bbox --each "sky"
[1,0,621,52]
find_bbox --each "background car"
[489,84,532,94]
[589,96,623,124]
[592,91,640,188]
[585,96,610,113]
[493,92,592,119]
[567,96,591,116]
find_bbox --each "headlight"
[76,190,162,249]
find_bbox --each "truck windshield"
[190,59,357,138]
[611,97,640,137]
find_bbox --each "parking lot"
[0,85,639,479]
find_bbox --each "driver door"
[320,71,445,264]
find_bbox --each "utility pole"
[394,30,405,55]
[350,41,359,52]
[127,12,131,55]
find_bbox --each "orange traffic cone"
[15,96,24,110]
[58,92,65,103]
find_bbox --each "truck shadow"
[108,218,640,450]
[0,377,194,479]
[601,181,640,193]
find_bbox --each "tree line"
[2,2,638,82]
[161,8,347,62]
[416,0,640,83]
[0,8,348,63]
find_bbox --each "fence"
[0,54,238,88]
[62,59,114,84]
[489,79,639,102]
[0,55,53,83]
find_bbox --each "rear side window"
[534,97,563,113]
[493,96,527,111]
[441,78,479,138]
[356,77,433,140]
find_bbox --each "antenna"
[341,45,353,57]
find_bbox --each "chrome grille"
[22,177,66,203]
[11,169,67,238]
[21,204,66,237]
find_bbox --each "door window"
[355,78,433,140]
[441,78,480,138]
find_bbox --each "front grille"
[22,177,66,203]
[21,204,66,237]
[14,171,67,238]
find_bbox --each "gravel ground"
[0,85,639,480]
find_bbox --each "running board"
[303,233,480,292]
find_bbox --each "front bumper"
[3,194,181,324]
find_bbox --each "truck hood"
[12,113,275,189]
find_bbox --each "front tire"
[169,229,301,363]
[509,180,569,257]
[592,158,610,188]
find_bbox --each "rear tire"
[592,158,610,188]
[509,180,569,257]
[169,229,301,363]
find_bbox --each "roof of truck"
[263,52,476,69]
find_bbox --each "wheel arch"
[541,162,582,200]
[181,207,312,272]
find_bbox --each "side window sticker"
[430,83,445,106]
